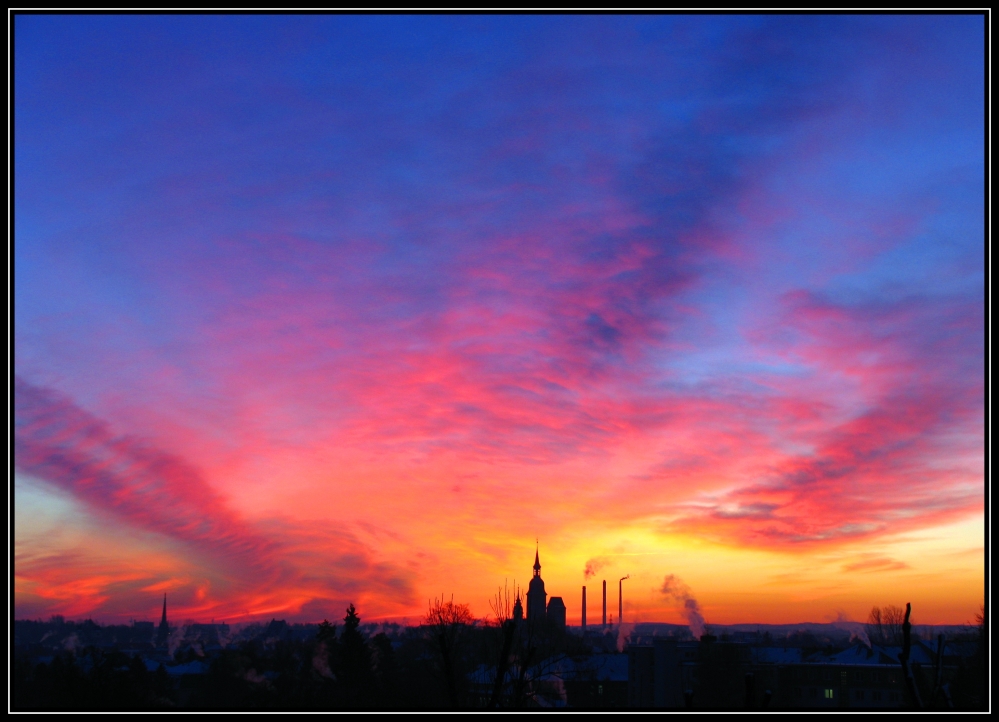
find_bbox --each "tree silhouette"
[866,604,907,646]
[370,632,401,706]
[337,604,374,707]
[316,619,336,643]
[488,583,517,708]
[424,595,473,707]
[898,602,923,708]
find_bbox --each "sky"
[14,15,985,628]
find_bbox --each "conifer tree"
[337,604,374,706]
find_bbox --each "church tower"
[526,546,547,623]
[156,593,170,647]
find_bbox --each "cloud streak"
[15,377,415,621]
[666,290,983,548]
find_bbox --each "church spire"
[533,544,541,577]
[157,593,170,647]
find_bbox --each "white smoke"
[660,574,706,639]
[62,633,80,652]
[616,622,636,652]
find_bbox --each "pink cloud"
[15,377,416,622]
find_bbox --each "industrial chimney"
[602,580,607,627]
[581,586,587,629]
[619,575,629,625]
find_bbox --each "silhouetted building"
[188,622,230,651]
[156,594,170,648]
[527,548,547,623]
[627,639,914,709]
[562,653,629,708]
[513,591,524,622]
[628,638,699,707]
[523,546,566,631]
[548,596,566,630]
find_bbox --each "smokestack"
[582,586,587,629]
[602,580,607,627]
[619,575,629,625]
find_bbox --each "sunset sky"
[15,15,984,628]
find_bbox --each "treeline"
[13,602,605,710]
[14,650,175,709]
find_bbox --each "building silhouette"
[513,590,524,622]
[156,593,170,648]
[524,546,566,631]
[527,549,547,622]
[547,596,566,629]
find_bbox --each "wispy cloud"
[842,556,910,573]
[15,377,415,621]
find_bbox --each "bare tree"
[424,595,473,707]
[484,583,566,707]
[505,616,574,708]
[488,583,517,709]
[489,582,511,623]
[866,604,907,646]
[898,602,923,708]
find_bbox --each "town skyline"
[15,15,985,629]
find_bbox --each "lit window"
[824,689,834,699]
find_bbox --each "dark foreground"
[13,610,987,710]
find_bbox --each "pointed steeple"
[527,544,547,622]
[157,593,170,647]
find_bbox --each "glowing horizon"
[14,15,984,628]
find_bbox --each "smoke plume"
[583,557,609,580]
[660,574,705,638]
